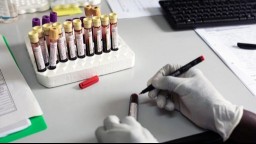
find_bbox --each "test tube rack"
[25,36,135,88]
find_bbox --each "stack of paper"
[0,35,47,142]
[107,0,162,19]
[195,25,256,96]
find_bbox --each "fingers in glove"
[104,115,120,130]
[95,127,106,143]
[121,116,141,128]
[148,89,159,100]
[156,91,169,109]
[152,76,184,92]
[164,100,175,111]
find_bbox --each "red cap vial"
[79,76,99,89]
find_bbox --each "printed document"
[195,25,256,96]
[107,0,162,19]
[0,35,43,135]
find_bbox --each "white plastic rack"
[25,36,135,88]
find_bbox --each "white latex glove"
[148,64,243,141]
[95,115,158,143]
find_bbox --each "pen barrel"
[237,43,256,50]
[170,56,204,77]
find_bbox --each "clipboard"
[0,35,47,143]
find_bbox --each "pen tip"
[200,55,205,61]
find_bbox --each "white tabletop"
[1,0,256,143]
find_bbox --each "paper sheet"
[0,119,31,138]
[0,35,43,129]
[195,25,256,96]
[107,0,162,19]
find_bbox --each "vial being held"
[73,19,86,58]
[109,13,119,51]
[53,22,68,63]
[83,18,94,57]
[49,27,59,70]
[28,31,46,72]
[93,16,103,55]
[64,21,77,60]
[33,26,49,66]
[101,15,111,53]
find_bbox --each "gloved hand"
[148,64,243,141]
[95,115,158,143]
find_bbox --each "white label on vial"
[69,42,77,58]
[33,46,45,70]
[89,35,94,54]
[85,30,94,54]
[76,33,85,56]
[97,30,102,52]
[39,39,49,64]
[67,34,77,58]
[58,36,68,60]
[106,28,111,51]
[112,27,119,49]
[49,42,57,67]
[129,103,138,120]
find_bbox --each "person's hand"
[148,64,243,141]
[95,115,158,143]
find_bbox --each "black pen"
[237,43,256,50]
[139,55,205,95]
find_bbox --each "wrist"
[212,103,243,141]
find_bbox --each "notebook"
[0,35,47,143]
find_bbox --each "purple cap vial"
[32,18,40,27]
[50,12,58,23]
[42,15,50,25]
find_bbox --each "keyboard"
[159,0,256,30]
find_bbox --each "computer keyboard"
[159,0,256,30]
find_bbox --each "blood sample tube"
[32,18,40,27]
[33,26,49,66]
[109,13,119,51]
[28,31,46,72]
[73,19,86,58]
[53,23,68,63]
[84,5,93,18]
[92,6,101,17]
[49,27,59,70]
[42,15,50,25]
[43,23,52,54]
[101,15,111,53]
[83,18,94,57]
[50,12,58,24]
[64,21,77,60]
[92,16,103,55]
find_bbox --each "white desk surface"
[1,0,256,143]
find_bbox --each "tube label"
[85,29,94,55]
[58,36,68,60]
[33,46,45,71]
[76,33,85,57]
[96,30,102,52]
[49,42,57,67]
[39,38,49,64]
[111,26,118,49]
[106,28,111,51]
[66,34,77,59]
